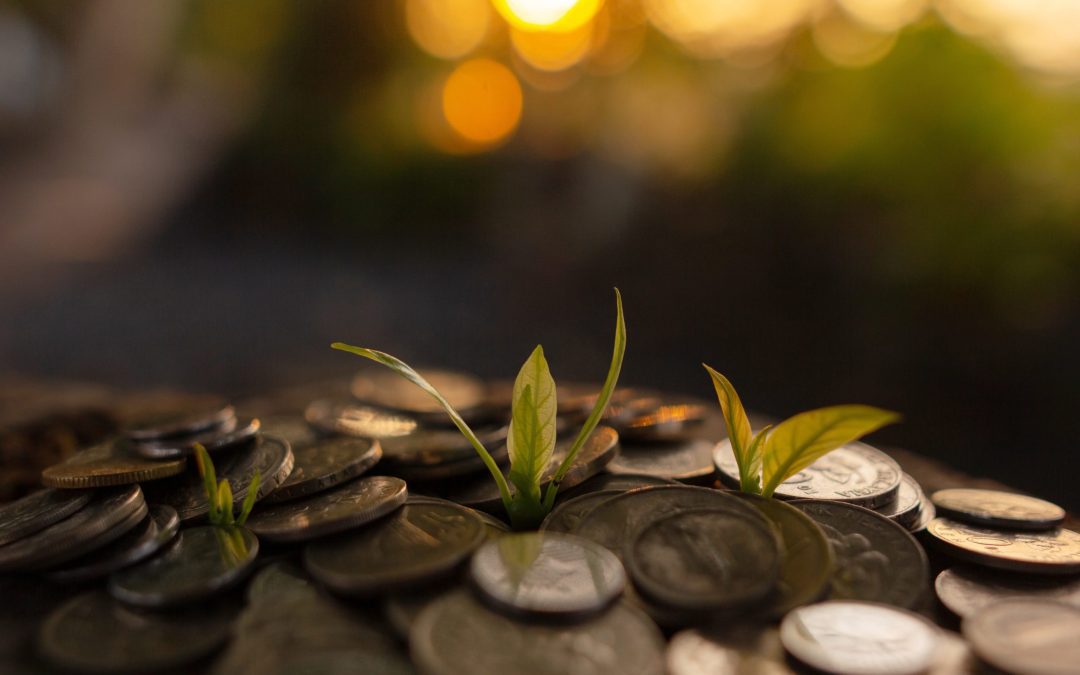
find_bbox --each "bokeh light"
[441,58,524,145]
[405,0,492,60]
[812,10,898,67]
[493,0,603,32]
[645,0,817,59]
[511,21,594,71]
[838,0,926,32]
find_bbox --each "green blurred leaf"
[194,444,220,524]
[237,470,261,526]
[704,365,759,493]
[217,480,234,526]
[507,347,557,504]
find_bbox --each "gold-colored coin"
[42,440,186,489]
[927,518,1080,575]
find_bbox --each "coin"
[246,560,316,606]
[558,472,678,499]
[263,437,383,503]
[619,403,707,443]
[931,488,1066,531]
[381,425,509,467]
[780,601,940,675]
[627,508,781,612]
[734,492,834,617]
[109,525,259,608]
[925,518,1080,575]
[42,439,187,488]
[38,591,237,674]
[875,474,923,530]
[666,626,793,675]
[541,489,622,534]
[935,566,1080,619]
[142,434,294,521]
[46,504,180,583]
[607,438,717,484]
[247,476,407,543]
[0,485,146,572]
[304,499,485,596]
[470,531,625,619]
[123,401,235,441]
[0,488,93,546]
[130,417,261,459]
[305,398,419,438]
[385,585,454,641]
[715,440,901,508]
[410,590,666,675]
[386,439,511,482]
[792,499,929,609]
[910,493,935,533]
[964,599,1080,675]
[351,368,486,421]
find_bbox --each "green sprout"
[193,443,261,527]
[332,289,626,530]
[704,365,900,497]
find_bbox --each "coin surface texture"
[607,438,717,483]
[667,626,793,675]
[931,488,1066,531]
[0,489,93,546]
[541,489,623,534]
[469,531,625,619]
[792,500,929,608]
[42,440,186,488]
[130,417,260,459]
[926,518,1080,575]
[247,475,407,542]
[263,436,382,503]
[715,440,901,508]
[780,601,940,675]
[46,504,180,583]
[963,599,1080,675]
[935,566,1080,618]
[351,368,485,418]
[108,525,259,607]
[123,402,234,441]
[304,499,485,595]
[875,474,923,530]
[305,398,419,437]
[411,591,666,675]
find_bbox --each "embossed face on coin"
[931,488,1066,531]
[963,599,1080,675]
[926,518,1080,575]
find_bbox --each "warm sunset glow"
[442,58,524,145]
[644,0,815,58]
[511,22,594,71]
[405,0,492,60]
[838,0,927,32]
[812,11,897,68]
[493,0,603,33]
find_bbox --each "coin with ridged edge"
[247,476,407,543]
[935,566,1080,619]
[963,599,1080,675]
[46,504,180,583]
[263,436,382,504]
[130,417,261,459]
[0,489,93,546]
[931,488,1066,531]
[42,440,186,488]
[926,517,1080,575]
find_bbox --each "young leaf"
[507,347,557,504]
[741,425,771,494]
[194,444,220,524]
[236,470,261,526]
[543,288,626,508]
[217,480,234,526]
[760,405,900,498]
[330,343,513,510]
[703,365,759,493]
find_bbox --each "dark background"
[1,1,1077,509]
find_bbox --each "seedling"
[193,443,261,527]
[333,289,626,530]
[704,365,899,497]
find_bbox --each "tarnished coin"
[42,439,187,488]
[46,505,180,583]
[304,499,485,596]
[109,525,259,608]
[351,368,486,421]
[130,417,261,459]
[406,495,509,538]
[142,434,294,521]
[780,601,940,675]
[931,488,1066,531]
[247,476,407,543]
[381,425,509,467]
[411,590,666,675]
[541,490,622,534]
[558,472,678,499]
[263,437,382,504]
[627,508,781,612]
[963,599,1080,675]
[38,591,237,674]
[715,440,901,508]
[0,485,146,572]
[667,626,793,675]
[123,401,235,441]
[619,403,707,443]
[792,500,929,609]
[734,492,834,617]
[305,398,419,438]
[387,439,510,482]
[470,532,625,619]
[926,518,1080,575]
[607,438,716,484]
[875,474,923,530]
[936,566,1080,619]
[0,488,93,546]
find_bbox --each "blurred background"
[0,0,1076,509]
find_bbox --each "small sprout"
[194,444,262,528]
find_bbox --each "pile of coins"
[1,368,1078,674]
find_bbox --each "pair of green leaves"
[332,289,626,530]
[193,443,261,527]
[704,366,899,497]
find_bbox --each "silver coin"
[470,531,625,619]
[263,437,383,504]
[875,474,923,530]
[627,508,781,612]
[247,476,407,543]
[541,489,623,534]
[387,440,510,482]
[935,566,1080,619]
[925,518,1080,575]
[46,504,180,583]
[0,488,93,546]
[0,485,146,572]
[410,590,666,675]
[380,425,509,467]
[607,438,716,484]
[142,434,294,522]
[780,600,940,675]
[910,493,935,533]
[619,402,707,443]
[109,525,259,608]
[963,599,1080,675]
[792,500,929,609]
[305,398,419,438]
[124,402,235,441]
[130,417,260,459]
[38,591,237,674]
[931,488,1066,531]
[558,472,678,500]
[304,499,485,596]
[714,440,901,508]
[666,626,793,675]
